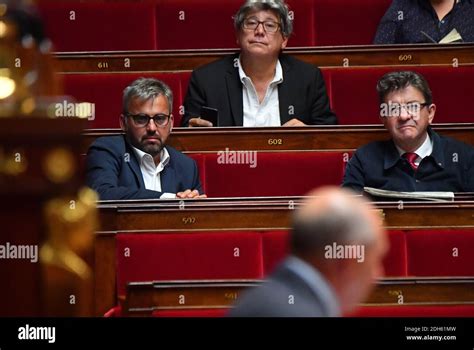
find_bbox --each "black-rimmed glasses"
[242,18,280,34]
[126,113,171,127]
[380,102,430,120]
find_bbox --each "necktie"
[403,152,419,171]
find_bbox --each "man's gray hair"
[122,77,173,115]
[234,0,293,38]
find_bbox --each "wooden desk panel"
[55,44,474,73]
[94,199,474,314]
[123,277,474,316]
[98,199,474,232]
[83,124,474,153]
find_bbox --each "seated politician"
[374,0,474,44]
[182,0,337,127]
[86,78,206,200]
[343,71,474,193]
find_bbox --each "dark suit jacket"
[343,129,474,193]
[182,54,337,126]
[228,258,336,317]
[86,135,203,200]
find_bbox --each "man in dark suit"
[182,0,336,127]
[228,187,388,317]
[343,71,474,193]
[86,78,205,200]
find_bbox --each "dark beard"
[126,134,163,157]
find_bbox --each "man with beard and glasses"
[86,78,206,200]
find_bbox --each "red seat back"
[38,2,157,51]
[62,72,187,128]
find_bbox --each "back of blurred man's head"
[291,187,388,314]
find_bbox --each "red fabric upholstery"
[202,151,346,197]
[262,230,290,275]
[152,308,228,317]
[116,232,263,295]
[313,0,391,46]
[155,0,241,50]
[327,66,474,125]
[188,153,207,194]
[350,305,474,317]
[406,229,474,276]
[62,72,185,128]
[38,2,156,51]
[285,0,315,47]
[383,231,407,277]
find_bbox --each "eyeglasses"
[242,18,280,34]
[126,113,171,127]
[380,102,430,120]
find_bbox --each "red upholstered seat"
[62,72,187,128]
[38,2,156,51]
[350,305,474,317]
[202,151,346,197]
[383,231,407,277]
[155,0,241,50]
[153,308,228,317]
[116,232,264,295]
[285,0,315,47]
[262,230,408,277]
[406,229,474,276]
[326,66,474,125]
[313,0,391,46]
[262,230,290,275]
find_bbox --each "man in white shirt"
[182,0,336,127]
[86,78,206,200]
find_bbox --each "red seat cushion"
[313,0,392,46]
[285,0,315,47]
[262,230,290,275]
[62,72,185,128]
[155,0,241,50]
[350,305,474,317]
[327,66,474,125]
[406,229,474,276]
[153,308,228,317]
[203,151,345,197]
[116,232,263,295]
[38,2,156,51]
[383,230,407,277]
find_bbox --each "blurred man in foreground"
[229,187,388,317]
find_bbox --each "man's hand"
[188,117,213,127]
[176,189,207,199]
[283,118,307,127]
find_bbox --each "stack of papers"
[363,187,455,202]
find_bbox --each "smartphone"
[200,106,219,126]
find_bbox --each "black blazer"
[182,54,337,126]
[86,135,203,200]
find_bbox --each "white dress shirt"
[395,132,433,167]
[132,146,176,199]
[238,57,283,127]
